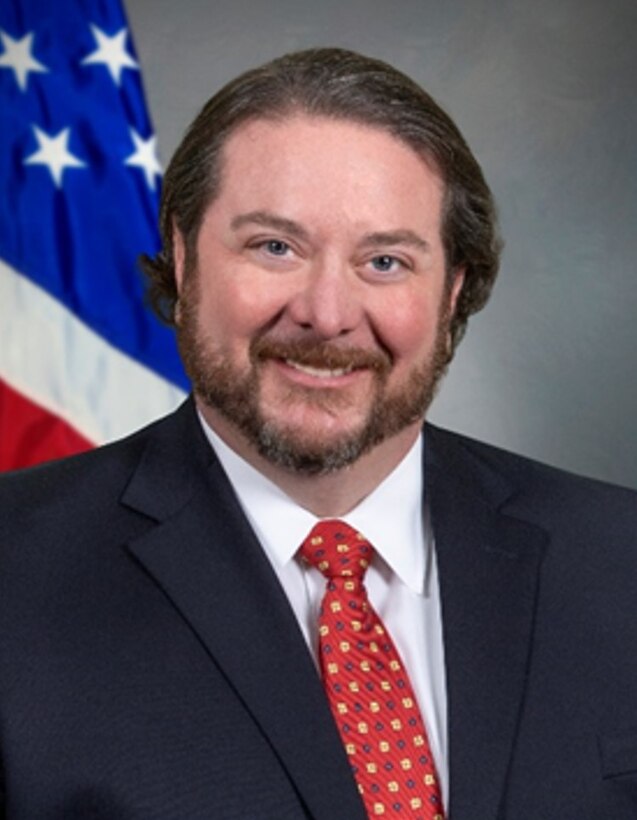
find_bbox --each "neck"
[197,400,423,517]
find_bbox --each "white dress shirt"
[198,415,448,806]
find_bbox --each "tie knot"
[300,520,374,580]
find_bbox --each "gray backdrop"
[126,0,637,490]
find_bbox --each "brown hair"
[141,47,502,354]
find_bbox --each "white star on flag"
[81,24,139,86]
[24,126,87,188]
[0,30,48,91]
[125,128,162,190]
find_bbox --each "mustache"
[250,337,392,375]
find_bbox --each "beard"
[177,281,453,476]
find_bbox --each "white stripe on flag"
[0,258,187,444]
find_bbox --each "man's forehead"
[213,113,444,208]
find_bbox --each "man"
[0,48,635,820]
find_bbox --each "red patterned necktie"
[300,520,444,820]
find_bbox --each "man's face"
[175,115,464,474]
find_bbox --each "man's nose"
[286,258,364,339]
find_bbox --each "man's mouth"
[251,336,392,379]
[284,359,355,379]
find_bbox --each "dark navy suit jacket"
[1,399,636,819]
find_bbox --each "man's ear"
[173,225,186,325]
[444,267,466,360]
[449,266,466,316]
[173,224,186,293]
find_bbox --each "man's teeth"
[285,359,353,378]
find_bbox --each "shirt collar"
[198,412,429,595]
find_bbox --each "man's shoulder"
[425,422,637,523]
[0,399,207,542]
[1,413,161,505]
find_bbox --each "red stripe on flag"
[0,379,94,471]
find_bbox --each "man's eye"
[370,255,401,272]
[264,239,290,256]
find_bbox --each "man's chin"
[252,420,376,476]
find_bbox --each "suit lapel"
[425,426,547,820]
[121,402,367,820]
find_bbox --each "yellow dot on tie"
[410,798,422,809]
[327,662,338,674]
[380,681,391,691]
[310,536,323,546]
[389,660,400,671]
[413,734,424,746]
[425,774,436,786]
[345,743,356,755]
[351,620,362,631]
[331,601,342,612]
[388,781,399,793]
[370,700,380,712]
[370,642,379,653]
[357,722,368,734]
[358,783,365,795]
[375,624,385,635]
[319,625,329,636]
[337,702,348,714]
[373,803,385,815]
[390,719,402,731]
[344,580,355,591]
[342,569,353,576]
[337,543,349,552]
[359,559,369,568]
[366,762,377,774]
[349,681,360,692]
[400,758,412,770]
[402,697,413,708]
[379,740,390,752]
[340,641,350,652]
[434,815,444,820]
[360,660,371,672]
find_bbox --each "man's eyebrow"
[229,214,430,252]
[230,210,310,241]
[359,230,431,252]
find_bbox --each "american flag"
[0,0,188,471]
